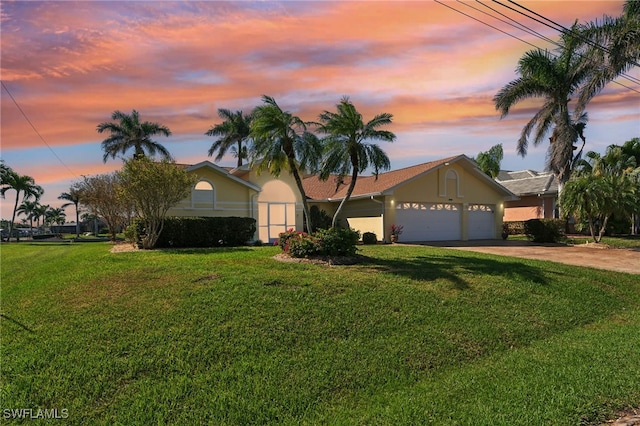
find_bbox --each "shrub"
[278,227,360,258]
[288,234,321,258]
[132,217,256,248]
[277,228,302,252]
[315,227,360,256]
[309,206,333,231]
[503,221,525,235]
[123,223,137,244]
[362,232,378,245]
[524,219,565,243]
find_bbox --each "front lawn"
[1,243,639,425]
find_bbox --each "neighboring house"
[167,155,517,243]
[495,170,558,221]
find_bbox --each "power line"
[435,0,640,94]
[502,0,640,80]
[1,80,80,180]
[433,0,541,50]
[474,0,558,46]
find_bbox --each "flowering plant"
[390,224,404,236]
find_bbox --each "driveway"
[420,240,640,275]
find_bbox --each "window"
[192,180,215,209]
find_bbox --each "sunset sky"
[1,0,638,221]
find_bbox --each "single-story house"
[167,155,517,243]
[495,170,558,221]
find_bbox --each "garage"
[468,204,495,240]
[395,202,461,241]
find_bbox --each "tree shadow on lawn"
[360,251,549,290]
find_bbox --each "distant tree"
[75,173,131,241]
[474,144,504,178]
[46,207,66,234]
[0,169,43,242]
[317,97,395,228]
[0,161,12,185]
[250,95,322,232]
[16,200,39,233]
[59,186,82,238]
[97,110,172,163]
[562,142,640,242]
[118,157,197,249]
[33,204,49,231]
[206,109,253,167]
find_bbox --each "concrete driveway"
[420,240,640,275]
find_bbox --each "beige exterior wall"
[249,170,304,242]
[384,164,506,241]
[168,167,257,218]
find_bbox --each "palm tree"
[317,97,395,228]
[46,207,66,234]
[0,170,43,242]
[562,145,639,242]
[206,109,253,167]
[16,200,39,235]
[494,26,596,193]
[59,187,82,238]
[250,95,322,233]
[33,203,49,232]
[97,110,172,163]
[577,0,639,107]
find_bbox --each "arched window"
[192,180,215,209]
[445,169,461,198]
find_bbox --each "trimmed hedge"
[503,221,526,236]
[524,219,565,243]
[131,217,256,248]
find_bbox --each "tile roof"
[496,170,557,196]
[303,156,459,200]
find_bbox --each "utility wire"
[504,0,640,74]
[436,0,640,94]
[489,0,640,86]
[433,0,541,50]
[474,0,558,46]
[1,80,80,179]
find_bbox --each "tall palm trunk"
[287,156,313,234]
[331,158,359,229]
[9,191,20,242]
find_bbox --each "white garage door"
[468,204,495,240]
[395,203,461,241]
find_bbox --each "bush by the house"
[309,206,333,231]
[362,232,378,245]
[503,221,525,235]
[524,218,565,243]
[288,234,321,257]
[278,227,360,258]
[314,227,360,256]
[131,217,256,248]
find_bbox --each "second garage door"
[468,204,496,240]
[395,202,461,242]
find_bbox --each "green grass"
[1,243,639,425]
[566,235,640,249]
[508,234,640,249]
